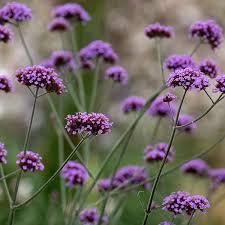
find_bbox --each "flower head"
[145,23,174,39]
[163,92,176,103]
[167,67,210,91]
[65,112,113,136]
[52,3,90,22]
[0,142,7,164]
[48,17,70,32]
[121,96,145,114]
[208,168,225,190]
[39,58,54,69]
[16,150,44,172]
[214,75,225,93]
[0,75,13,93]
[0,25,13,43]
[177,114,197,134]
[61,161,89,188]
[105,66,128,85]
[97,178,115,192]
[199,59,218,79]
[189,20,223,49]
[15,65,65,95]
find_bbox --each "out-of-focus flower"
[121,96,145,114]
[214,75,225,93]
[177,114,197,134]
[61,161,89,188]
[105,66,128,85]
[0,142,7,164]
[158,222,175,225]
[189,20,223,49]
[0,75,13,93]
[208,168,225,190]
[16,150,44,172]
[48,18,70,32]
[145,23,174,39]
[199,59,218,78]
[97,178,116,192]
[0,25,13,43]
[39,58,54,68]
[163,92,176,103]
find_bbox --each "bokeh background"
[0,0,225,224]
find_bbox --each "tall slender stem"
[187,212,195,225]
[156,38,165,85]
[151,117,161,143]
[0,170,20,182]
[190,41,202,57]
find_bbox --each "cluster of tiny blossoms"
[177,114,197,134]
[0,75,13,93]
[0,142,7,164]
[105,65,128,85]
[0,25,13,43]
[121,96,146,114]
[199,59,219,79]
[48,17,70,32]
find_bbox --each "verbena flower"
[167,67,210,91]
[189,20,223,49]
[177,114,197,134]
[52,3,90,23]
[0,2,32,24]
[15,65,65,95]
[65,112,113,136]
[0,75,13,93]
[40,58,54,68]
[158,222,175,225]
[145,22,174,39]
[199,59,218,78]
[164,54,196,71]
[61,161,89,188]
[121,96,146,114]
[0,142,7,164]
[148,95,176,118]
[48,17,70,32]
[16,150,44,172]
[163,92,176,103]
[208,168,225,190]
[213,75,225,93]
[105,65,128,85]
[180,159,209,176]
[0,25,13,43]
[97,178,115,192]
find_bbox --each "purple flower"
[48,18,70,32]
[208,168,225,190]
[61,161,89,188]
[148,95,176,118]
[180,159,208,176]
[39,58,54,68]
[97,178,115,192]
[145,22,174,39]
[158,222,175,225]
[0,75,13,93]
[52,3,90,23]
[0,25,13,43]
[177,114,197,134]
[163,92,176,103]
[189,20,223,49]
[15,65,65,95]
[0,2,32,24]
[167,67,210,91]
[213,75,225,93]
[65,112,113,136]
[121,96,146,114]
[0,142,7,164]
[105,66,128,85]
[164,54,196,71]
[16,150,44,172]
[199,59,218,78]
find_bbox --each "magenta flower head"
[0,75,13,93]
[97,178,115,193]
[61,161,89,188]
[158,222,175,225]
[199,59,218,79]
[15,65,65,95]
[189,20,223,49]
[163,92,176,103]
[0,142,7,164]
[48,18,70,32]
[52,3,90,23]
[145,22,174,39]
[177,114,197,134]
[105,66,128,85]
[0,2,32,24]
[148,95,176,118]
[180,159,209,176]
[164,54,196,71]
[121,96,146,114]
[0,25,13,43]
[167,67,210,91]
[65,112,113,136]
[208,168,225,190]
[213,75,225,93]
[16,150,44,172]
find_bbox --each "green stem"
[0,170,19,182]
[151,117,161,143]
[204,89,214,104]
[156,38,165,85]
[187,212,195,225]
[190,41,202,57]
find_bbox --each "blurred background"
[0,0,225,224]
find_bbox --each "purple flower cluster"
[158,222,175,225]
[214,75,225,93]
[0,142,7,164]
[0,25,13,43]
[52,3,90,23]
[0,2,32,24]
[121,96,145,114]
[15,65,65,95]
[167,67,210,91]
[61,161,89,188]
[199,59,218,79]
[163,92,176,103]
[164,54,196,71]
[144,143,175,163]
[0,75,13,93]
[208,168,225,190]
[145,23,174,39]
[189,20,223,49]
[79,40,118,69]
[16,150,44,172]
[177,114,197,134]
[105,66,128,85]
[180,159,208,176]
[65,112,113,136]
[48,18,70,32]
[148,95,176,118]
[79,208,108,225]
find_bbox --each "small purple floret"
[0,75,13,93]
[199,59,218,78]
[121,96,145,114]
[208,168,225,190]
[214,75,225,93]
[163,92,176,103]
[105,66,128,85]
[0,25,13,43]
[177,114,197,134]
[48,18,70,32]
